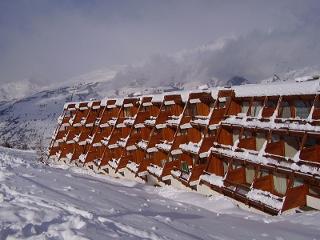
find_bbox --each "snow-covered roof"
[231,80,320,97]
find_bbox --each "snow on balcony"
[80,117,86,125]
[86,135,94,144]
[137,140,148,150]
[124,117,136,125]
[79,153,87,163]
[223,116,320,132]
[101,136,110,146]
[147,147,158,153]
[180,140,202,154]
[134,123,145,128]
[73,134,80,142]
[108,118,117,126]
[127,161,139,173]
[117,136,129,148]
[107,104,116,109]
[200,173,224,187]
[94,159,101,166]
[108,143,118,149]
[166,114,182,126]
[156,141,173,151]
[145,116,157,126]
[66,153,73,160]
[171,149,182,155]
[109,158,120,169]
[189,98,201,104]
[247,189,283,210]
[171,169,181,178]
[192,115,210,125]
[213,146,320,176]
[180,123,192,129]
[116,123,126,128]
[147,164,163,177]
[68,115,75,125]
[126,145,137,151]
[142,102,153,107]
[156,123,166,129]
[164,100,175,105]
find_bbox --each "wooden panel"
[300,145,320,163]
[189,164,206,182]
[217,128,233,146]
[210,108,226,124]
[282,185,308,211]
[238,137,256,151]
[162,160,180,177]
[206,156,224,176]
[252,175,274,193]
[226,167,246,184]
[265,141,285,157]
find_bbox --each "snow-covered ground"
[0,147,320,240]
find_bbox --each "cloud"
[0,0,319,87]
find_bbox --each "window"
[295,100,312,119]
[265,100,277,108]
[273,173,287,195]
[232,129,240,144]
[271,134,280,143]
[284,136,300,158]
[279,101,291,118]
[309,185,320,196]
[245,166,255,184]
[258,169,269,178]
[304,137,318,148]
[256,132,266,151]
[293,178,304,187]
[124,108,131,117]
[241,101,250,114]
[251,101,262,117]
[160,159,166,167]
[243,130,252,139]
[190,104,197,116]
[223,161,229,175]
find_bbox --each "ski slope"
[0,147,319,240]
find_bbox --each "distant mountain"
[226,76,250,86]
[0,73,208,149]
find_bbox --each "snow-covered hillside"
[0,146,319,239]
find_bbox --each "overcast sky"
[0,0,319,86]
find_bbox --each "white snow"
[166,114,182,126]
[0,147,320,239]
[180,122,192,129]
[200,173,225,187]
[108,158,120,168]
[127,161,139,173]
[247,189,284,210]
[145,116,157,126]
[223,116,320,132]
[179,140,202,154]
[156,141,173,151]
[147,164,163,177]
[137,140,148,150]
[164,100,175,105]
